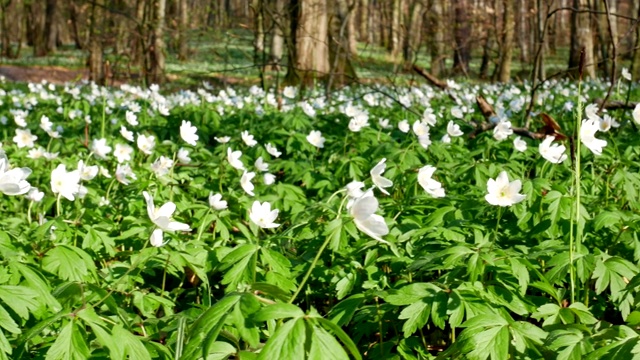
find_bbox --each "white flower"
[255,157,268,172]
[585,104,600,121]
[622,67,632,81]
[151,156,174,177]
[345,181,365,199]
[241,171,256,196]
[241,130,258,147]
[378,118,392,129]
[440,134,451,144]
[114,143,134,163]
[398,120,410,133]
[349,190,389,243]
[115,164,136,185]
[40,115,53,132]
[265,143,282,157]
[26,188,44,202]
[283,86,296,99]
[633,103,640,125]
[539,136,567,164]
[209,192,228,210]
[143,191,190,247]
[513,136,527,152]
[249,201,280,228]
[125,110,138,126]
[599,114,619,131]
[90,138,112,159]
[180,120,199,146]
[413,121,430,137]
[422,108,437,126]
[417,165,445,198]
[493,120,513,141]
[0,154,31,196]
[50,164,81,201]
[13,129,37,148]
[77,160,98,181]
[28,147,45,159]
[451,107,464,119]
[370,158,393,195]
[215,136,231,143]
[120,126,134,142]
[264,173,276,185]
[580,118,607,156]
[447,121,463,137]
[485,171,526,207]
[227,148,245,170]
[306,130,325,148]
[137,134,156,155]
[99,166,111,178]
[177,148,191,163]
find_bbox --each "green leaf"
[328,294,365,327]
[315,317,362,360]
[592,255,638,299]
[42,245,97,282]
[257,318,306,360]
[45,321,91,360]
[0,305,20,334]
[0,285,39,319]
[398,300,431,338]
[308,322,350,360]
[111,325,151,360]
[253,303,304,322]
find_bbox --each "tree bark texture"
[497,0,514,82]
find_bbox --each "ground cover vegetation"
[0,67,639,359]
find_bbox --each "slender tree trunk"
[358,0,368,42]
[535,0,546,81]
[453,0,471,74]
[570,0,595,78]
[497,0,514,82]
[328,0,357,87]
[43,0,58,53]
[429,0,445,76]
[149,0,167,84]
[88,0,104,84]
[252,0,265,67]
[389,0,403,61]
[595,0,608,76]
[516,0,529,62]
[403,0,424,68]
[347,0,357,55]
[270,0,286,69]
[632,0,640,79]
[177,0,188,60]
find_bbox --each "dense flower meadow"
[1,74,640,359]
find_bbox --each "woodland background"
[0,0,638,89]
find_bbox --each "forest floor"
[0,65,88,84]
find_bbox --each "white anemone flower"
[249,201,280,228]
[180,120,199,146]
[485,171,526,207]
[120,126,134,142]
[447,121,463,137]
[208,192,228,210]
[91,138,112,159]
[398,120,410,133]
[0,154,31,195]
[349,190,389,243]
[137,134,156,155]
[227,148,245,170]
[493,120,513,141]
[539,136,567,164]
[370,158,393,195]
[177,148,191,164]
[513,136,527,152]
[143,191,190,247]
[241,131,258,147]
[255,157,269,172]
[580,118,607,156]
[633,103,640,125]
[265,143,282,158]
[241,171,256,196]
[417,165,445,198]
[50,164,81,201]
[306,130,325,148]
[13,129,37,148]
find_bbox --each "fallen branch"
[595,99,638,110]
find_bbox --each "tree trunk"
[286,0,330,86]
[569,0,595,78]
[632,0,640,79]
[497,0,514,82]
[149,0,167,84]
[536,0,545,80]
[516,0,529,62]
[252,0,265,67]
[403,0,424,68]
[347,0,357,56]
[87,0,104,84]
[177,0,188,60]
[358,0,368,43]
[43,0,58,53]
[328,0,358,87]
[389,0,403,61]
[428,0,445,76]
[453,0,471,74]
[270,0,286,69]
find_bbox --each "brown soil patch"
[0,65,89,84]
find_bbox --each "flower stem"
[288,234,332,305]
